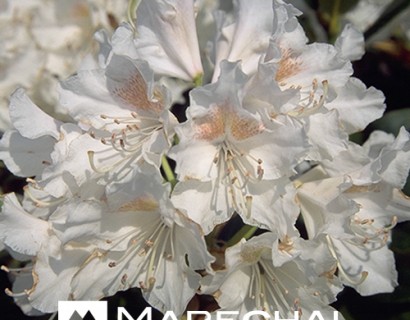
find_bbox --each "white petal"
[276,43,352,89]
[10,267,45,316]
[0,193,50,256]
[0,130,54,177]
[171,180,232,235]
[378,127,410,188]
[297,175,358,239]
[244,179,300,237]
[335,24,365,61]
[326,78,385,134]
[213,0,274,80]
[169,135,219,181]
[332,238,398,295]
[305,110,348,160]
[58,70,120,129]
[29,246,91,313]
[9,88,61,140]
[134,0,203,81]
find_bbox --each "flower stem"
[329,0,341,43]
[127,0,141,31]
[226,225,258,247]
[161,156,177,188]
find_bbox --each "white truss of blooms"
[200,232,344,319]
[0,0,409,318]
[0,0,129,131]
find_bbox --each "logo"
[58,301,108,320]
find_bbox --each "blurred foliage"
[371,109,410,136]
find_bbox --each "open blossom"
[55,52,177,188]
[0,0,129,132]
[200,232,343,319]
[1,170,213,315]
[112,0,300,83]
[294,128,410,295]
[0,0,409,318]
[170,61,307,235]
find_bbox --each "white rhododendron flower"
[295,128,410,295]
[200,233,343,319]
[58,52,177,183]
[170,61,306,235]
[0,0,129,131]
[0,0,409,318]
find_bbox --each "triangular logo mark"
[68,310,97,320]
[59,301,107,320]
[82,311,97,320]
[68,310,84,320]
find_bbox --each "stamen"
[1,265,32,274]
[48,313,57,320]
[100,220,173,294]
[350,216,398,248]
[258,260,293,315]
[288,79,329,117]
[24,187,64,208]
[326,235,369,285]
[87,150,136,174]
[5,288,28,298]
[25,178,42,190]
[87,151,112,173]
[257,164,264,179]
[246,196,253,219]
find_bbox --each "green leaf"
[318,0,359,14]
[370,109,410,136]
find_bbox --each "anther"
[121,274,128,285]
[257,165,264,179]
[148,277,156,287]
[213,290,222,299]
[1,265,10,272]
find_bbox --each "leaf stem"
[161,156,177,188]
[329,0,341,43]
[226,225,258,247]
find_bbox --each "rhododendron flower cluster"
[0,0,129,131]
[0,0,409,319]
